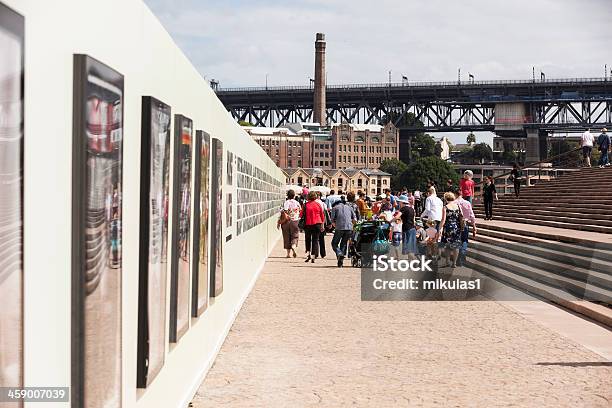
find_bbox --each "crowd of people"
[277,170,481,268]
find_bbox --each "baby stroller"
[349,220,390,267]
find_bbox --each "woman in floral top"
[279,190,301,257]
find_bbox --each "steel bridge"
[216,77,612,132]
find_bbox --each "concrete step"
[475,225,612,263]
[465,257,612,328]
[467,248,612,304]
[477,214,612,234]
[471,236,612,287]
[474,210,612,228]
[515,191,612,198]
[477,202,612,213]
[474,206,612,220]
[475,222,612,250]
[475,204,612,217]
[500,198,612,205]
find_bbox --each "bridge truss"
[218,78,612,132]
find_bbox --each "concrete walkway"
[192,237,612,407]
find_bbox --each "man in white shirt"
[421,187,443,230]
[581,129,594,167]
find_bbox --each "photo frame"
[136,96,171,388]
[72,54,124,408]
[210,138,224,297]
[191,130,210,317]
[169,114,193,342]
[0,2,24,397]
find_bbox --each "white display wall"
[1,0,283,407]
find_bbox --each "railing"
[217,77,610,93]
[470,147,582,201]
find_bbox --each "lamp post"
[265,73,268,89]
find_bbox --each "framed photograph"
[226,150,234,185]
[210,138,224,297]
[0,2,24,396]
[72,54,123,408]
[191,130,210,317]
[136,96,171,388]
[169,114,193,342]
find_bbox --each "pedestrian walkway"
[191,237,612,407]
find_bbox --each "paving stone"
[192,238,612,407]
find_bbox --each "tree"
[434,142,443,157]
[548,139,581,166]
[466,132,476,144]
[380,158,408,190]
[379,111,424,129]
[472,142,493,163]
[399,156,460,191]
[411,133,436,159]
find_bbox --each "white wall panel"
[2,1,283,407]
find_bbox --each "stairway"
[466,167,612,327]
[473,166,612,234]
[465,222,612,326]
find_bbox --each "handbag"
[372,226,390,256]
[298,206,307,230]
[278,210,290,226]
[324,208,334,232]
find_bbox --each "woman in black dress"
[509,163,523,198]
[482,176,498,220]
[437,192,464,268]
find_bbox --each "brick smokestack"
[314,32,326,126]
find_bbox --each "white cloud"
[144,0,612,87]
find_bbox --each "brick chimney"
[314,33,326,126]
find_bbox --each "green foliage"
[379,112,424,128]
[380,158,409,190]
[548,139,581,166]
[466,132,476,144]
[238,120,254,126]
[411,133,436,159]
[380,158,408,176]
[434,142,443,157]
[472,142,493,163]
[399,156,460,191]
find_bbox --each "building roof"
[242,126,297,136]
[451,143,473,151]
[347,123,383,132]
[282,167,391,177]
[361,168,391,176]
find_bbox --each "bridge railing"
[217,77,610,93]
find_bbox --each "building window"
[357,179,362,187]
[382,179,387,185]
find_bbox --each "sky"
[143,0,612,145]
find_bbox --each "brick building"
[243,126,313,168]
[246,122,400,170]
[332,123,399,169]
